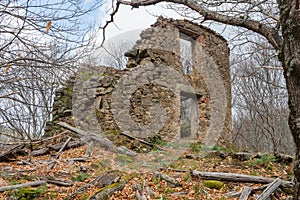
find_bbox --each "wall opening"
[180,34,193,74]
[180,92,192,138]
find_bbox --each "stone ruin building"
[46,17,232,148]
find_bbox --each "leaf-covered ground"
[0,144,294,199]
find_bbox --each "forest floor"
[0,140,294,200]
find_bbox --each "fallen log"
[239,186,252,200]
[45,177,73,187]
[116,146,137,157]
[274,153,294,164]
[170,191,188,196]
[17,160,35,166]
[154,171,182,187]
[257,178,282,200]
[69,171,120,199]
[224,191,242,198]
[120,132,166,151]
[135,190,147,200]
[58,122,137,157]
[230,152,252,161]
[57,122,116,151]
[0,180,46,192]
[30,140,85,156]
[88,182,125,200]
[88,174,136,200]
[191,171,293,189]
[0,144,25,162]
[186,151,294,165]
[132,183,147,200]
[224,184,268,198]
[145,186,154,198]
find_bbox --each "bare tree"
[0,0,103,140]
[232,38,292,155]
[0,64,59,140]
[104,0,300,197]
[0,0,102,71]
[91,39,135,69]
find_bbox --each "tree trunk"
[279,1,300,199]
[285,70,300,200]
[286,68,300,200]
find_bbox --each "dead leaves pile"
[0,145,294,200]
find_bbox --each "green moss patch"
[202,180,224,190]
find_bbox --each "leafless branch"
[117,0,282,50]
[100,2,121,47]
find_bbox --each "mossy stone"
[202,180,224,190]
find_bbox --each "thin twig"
[49,137,72,169]
[100,2,121,46]
[0,131,69,146]
[120,132,167,151]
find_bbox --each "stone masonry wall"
[124,17,231,145]
[45,17,232,146]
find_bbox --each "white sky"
[89,2,187,65]
[99,2,184,42]
[97,2,232,47]
[90,1,234,67]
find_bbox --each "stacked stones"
[124,17,231,145]
[46,17,232,146]
[44,76,75,136]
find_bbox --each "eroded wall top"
[46,17,232,147]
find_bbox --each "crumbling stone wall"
[46,17,232,146]
[124,17,231,145]
[44,77,75,136]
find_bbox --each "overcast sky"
[91,1,234,66]
[96,2,232,46]
[88,2,186,65]
[100,2,183,40]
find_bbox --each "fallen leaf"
[4,65,11,74]
[46,21,52,34]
